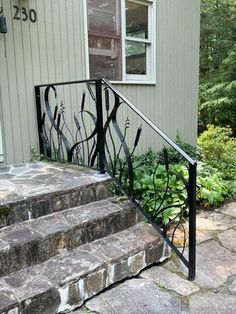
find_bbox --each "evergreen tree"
[199,0,236,135]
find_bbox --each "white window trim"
[83,0,90,80]
[83,0,156,85]
[124,0,154,82]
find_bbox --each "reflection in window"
[125,1,149,77]
[126,41,146,74]
[126,1,148,39]
[87,0,122,80]
[88,0,118,35]
[87,0,154,81]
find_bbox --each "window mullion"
[125,37,151,44]
[86,0,155,83]
[122,0,126,81]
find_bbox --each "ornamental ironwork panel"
[35,78,196,280]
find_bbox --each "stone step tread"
[0,163,111,227]
[0,222,164,314]
[0,163,110,205]
[0,198,143,276]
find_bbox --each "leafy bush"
[110,147,235,225]
[197,163,235,208]
[110,150,189,225]
[158,131,197,164]
[198,125,236,180]
[132,163,188,225]
[30,147,50,162]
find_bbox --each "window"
[86,0,155,83]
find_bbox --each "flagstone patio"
[73,201,236,314]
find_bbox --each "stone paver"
[195,230,215,244]
[229,278,236,294]
[162,260,182,274]
[195,210,236,244]
[218,229,236,252]
[73,309,92,314]
[85,278,182,314]
[189,293,236,314]
[195,240,236,289]
[141,266,199,296]
[215,201,236,218]
[170,209,236,246]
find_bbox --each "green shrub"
[158,131,197,164]
[132,163,188,225]
[30,147,49,162]
[109,151,190,224]
[110,150,235,225]
[198,125,236,180]
[197,163,235,208]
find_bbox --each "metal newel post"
[34,86,44,155]
[188,162,197,280]
[95,79,105,174]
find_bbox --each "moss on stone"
[0,206,11,218]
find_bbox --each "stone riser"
[0,181,111,228]
[0,223,165,314]
[0,199,143,277]
[0,163,167,314]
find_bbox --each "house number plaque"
[13,5,37,23]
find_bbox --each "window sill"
[109,80,156,85]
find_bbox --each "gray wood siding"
[0,0,200,165]
[116,0,200,147]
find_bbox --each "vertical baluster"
[34,86,44,155]
[188,162,197,280]
[95,80,105,174]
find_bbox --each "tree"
[199,0,236,135]
[199,47,236,135]
[200,0,236,80]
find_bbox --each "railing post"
[188,162,197,280]
[95,79,105,174]
[34,86,44,155]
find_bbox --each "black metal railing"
[35,79,196,280]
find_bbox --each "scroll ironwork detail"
[35,78,197,280]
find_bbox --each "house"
[0,3,200,305]
[0,0,200,165]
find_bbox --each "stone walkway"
[74,202,236,314]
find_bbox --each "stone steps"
[0,222,165,314]
[0,198,142,277]
[0,163,111,227]
[0,163,166,313]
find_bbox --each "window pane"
[89,36,122,80]
[87,0,122,80]
[126,1,148,39]
[126,41,146,75]
[88,0,120,35]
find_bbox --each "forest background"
[199,0,236,136]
